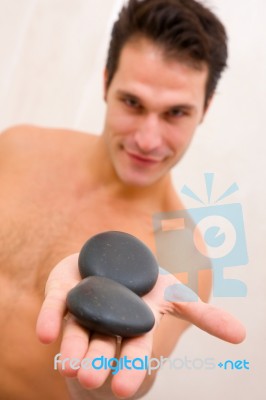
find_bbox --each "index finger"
[158,267,246,344]
[165,283,246,344]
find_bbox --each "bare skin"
[0,39,245,399]
[0,125,190,399]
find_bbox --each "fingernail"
[164,284,198,303]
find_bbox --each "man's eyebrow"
[116,90,140,99]
[116,90,196,111]
[168,104,196,111]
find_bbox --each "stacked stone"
[67,231,159,337]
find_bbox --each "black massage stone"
[78,231,158,296]
[67,276,155,337]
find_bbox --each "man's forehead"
[118,36,207,73]
[111,38,208,108]
[118,37,166,67]
[115,38,208,86]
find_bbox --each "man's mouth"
[125,150,162,165]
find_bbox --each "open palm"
[36,253,245,399]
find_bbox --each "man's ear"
[103,69,108,102]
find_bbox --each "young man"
[0,0,245,399]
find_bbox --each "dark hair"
[105,0,228,106]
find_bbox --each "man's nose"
[134,114,163,153]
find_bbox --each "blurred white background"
[0,0,265,398]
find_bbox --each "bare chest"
[0,183,156,295]
[0,179,157,398]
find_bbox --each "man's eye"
[124,97,140,108]
[167,108,185,118]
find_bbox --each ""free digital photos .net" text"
[54,354,250,375]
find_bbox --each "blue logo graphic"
[217,359,250,370]
[153,173,248,297]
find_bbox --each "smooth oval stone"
[78,231,158,296]
[67,276,155,337]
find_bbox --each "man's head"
[101,0,228,188]
[102,37,209,187]
[105,0,228,107]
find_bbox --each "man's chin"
[118,171,163,189]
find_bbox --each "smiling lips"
[126,150,163,165]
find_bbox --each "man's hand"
[36,254,246,399]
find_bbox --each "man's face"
[102,38,209,187]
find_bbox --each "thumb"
[164,281,246,344]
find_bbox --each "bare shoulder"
[0,124,96,169]
[0,124,95,151]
